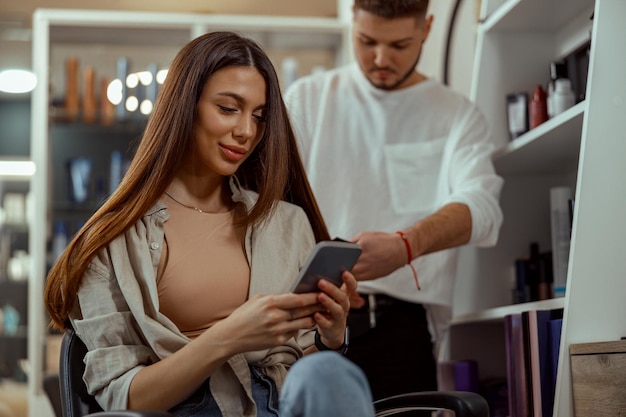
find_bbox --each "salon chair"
[53,326,489,417]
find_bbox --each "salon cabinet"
[28,8,352,417]
[0,97,33,390]
[450,0,626,416]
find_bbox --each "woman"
[44,32,375,417]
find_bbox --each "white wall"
[420,0,480,97]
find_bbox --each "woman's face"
[192,66,267,178]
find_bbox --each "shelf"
[482,0,593,33]
[0,223,29,233]
[492,100,585,175]
[0,326,28,339]
[0,280,28,288]
[452,297,565,325]
[42,9,348,50]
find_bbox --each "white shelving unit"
[29,9,351,417]
[451,0,626,415]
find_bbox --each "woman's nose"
[233,116,254,141]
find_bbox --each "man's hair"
[354,0,429,19]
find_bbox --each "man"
[284,0,503,401]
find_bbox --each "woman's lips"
[220,144,246,162]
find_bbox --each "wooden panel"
[570,343,626,416]
[570,340,626,355]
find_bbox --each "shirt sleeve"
[71,258,157,411]
[442,103,504,247]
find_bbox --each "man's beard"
[367,48,422,91]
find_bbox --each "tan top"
[158,197,250,338]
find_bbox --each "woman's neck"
[167,175,233,214]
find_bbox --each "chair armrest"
[373,391,489,417]
[86,411,174,417]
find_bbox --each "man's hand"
[350,231,407,281]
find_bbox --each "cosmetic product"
[2,304,19,336]
[529,84,548,129]
[537,252,553,301]
[551,186,573,297]
[526,242,541,301]
[109,150,122,195]
[7,250,29,282]
[65,57,80,121]
[506,92,529,140]
[547,61,568,119]
[99,76,115,126]
[552,78,576,116]
[82,67,97,124]
[2,193,25,224]
[513,259,531,304]
[51,220,68,262]
[68,157,92,203]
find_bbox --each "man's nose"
[373,46,391,68]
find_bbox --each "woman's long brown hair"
[44,31,329,330]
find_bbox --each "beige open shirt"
[70,178,316,416]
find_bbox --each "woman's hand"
[313,270,357,350]
[204,291,323,356]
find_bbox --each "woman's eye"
[254,113,267,123]
[218,105,237,113]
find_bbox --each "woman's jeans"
[280,351,376,417]
[168,351,375,417]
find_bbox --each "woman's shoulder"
[86,205,166,274]
[248,198,306,232]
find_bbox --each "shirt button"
[150,242,159,250]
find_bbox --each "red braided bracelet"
[396,231,421,291]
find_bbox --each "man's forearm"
[403,202,472,259]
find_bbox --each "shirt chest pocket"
[384,138,447,214]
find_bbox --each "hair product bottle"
[550,186,573,297]
[552,79,576,116]
[64,57,80,121]
[529,84,548,128]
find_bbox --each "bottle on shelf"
[51,220,68,262]
[550,186,574,297]
[529,84,548,129]
[100,76,116,126]
[547,61,568,119]
[82,67,97,124]
[506,92,529,140]
[552,78,576,116]
[64,57,80,121]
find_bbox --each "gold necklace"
[164,192,210,214]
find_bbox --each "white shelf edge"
[452,297,565,325]
[34,8,347,33]
[480,0,521,32]
[491,100,586,160]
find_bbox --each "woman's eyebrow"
[217,91,265,111]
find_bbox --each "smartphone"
[290,240,362,294]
